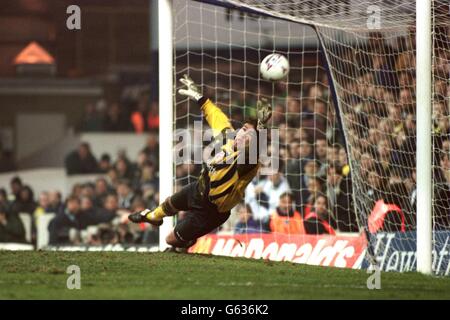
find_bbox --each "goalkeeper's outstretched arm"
[178,74,233,135]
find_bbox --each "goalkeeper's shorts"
[171,181,230,245]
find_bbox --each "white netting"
[173,0,450,273]
[174,0,355,239]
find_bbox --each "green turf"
[0,251,449,299]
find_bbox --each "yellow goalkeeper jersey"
[199,99,260,213]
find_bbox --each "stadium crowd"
[0,135,160,246]
[1,28,450,246]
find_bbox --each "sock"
[145,206,166,220]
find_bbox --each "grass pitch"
[1,251,449,299]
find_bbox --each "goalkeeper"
[128,75,272,248]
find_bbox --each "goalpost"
[416,0,432,275]
[160,0,449,274]
[158,0,174,251]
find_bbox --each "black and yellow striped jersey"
[199,98,260,213]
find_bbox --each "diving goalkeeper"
[128,75,272,248]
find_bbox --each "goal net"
[171,0,450,273]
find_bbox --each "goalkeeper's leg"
[166,207,230,248]
[128,181,230,248]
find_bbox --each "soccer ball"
[260,53,290,81]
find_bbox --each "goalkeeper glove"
[256,98,272,130]
[178,74,203,102]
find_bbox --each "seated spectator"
[80,183,96,200]
[102,193,120,214]
[0,188,9,210]
[303,194,336,235]
[48,190,63,213]
[260,170,291,213]
[286,139,311,208]
[80,196,95,215]
[48,196,82,245]
[115,157,134,182]
[234,204,262,234]
[77,195,117,228]
[10,176,23,201]
[10,185,37,223]
[244,176,270,222]
[326,164,357,232]
[299,159,321,209]
[302,176,323,217]
[107,168,119,187]
[134,161,158,191]
[314,138,328,164]
[98,153,112,173]
[268,192,305,235]
[116,180,136,210]
[94,178,110,207]
[65,142,99,175]
[33,191,54,225]
[0,205,25,243]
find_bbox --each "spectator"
[303,194,336,235]
[78,195,116,228]
[234,203,261,234]
[0,188,9,210]
[134,161,158,192]
[258,170,290,214]
[11,185,37,216]
[65,142,99,175]
[314,138,328,173]
[286,139,311,208]
[0,205,25,243]
[327,164,357,232]
[116,180,136,210]
[98,153,112,173]
[102,193,119,214]
[94,178,110,207]
[115,157,134,182]
[33,191,54,225]
[80,183,96,200]
[299,159,321,209]
[48,190,63,213]
[10,176,22,201]
[268,192,305,235]
[244,176,270,222]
